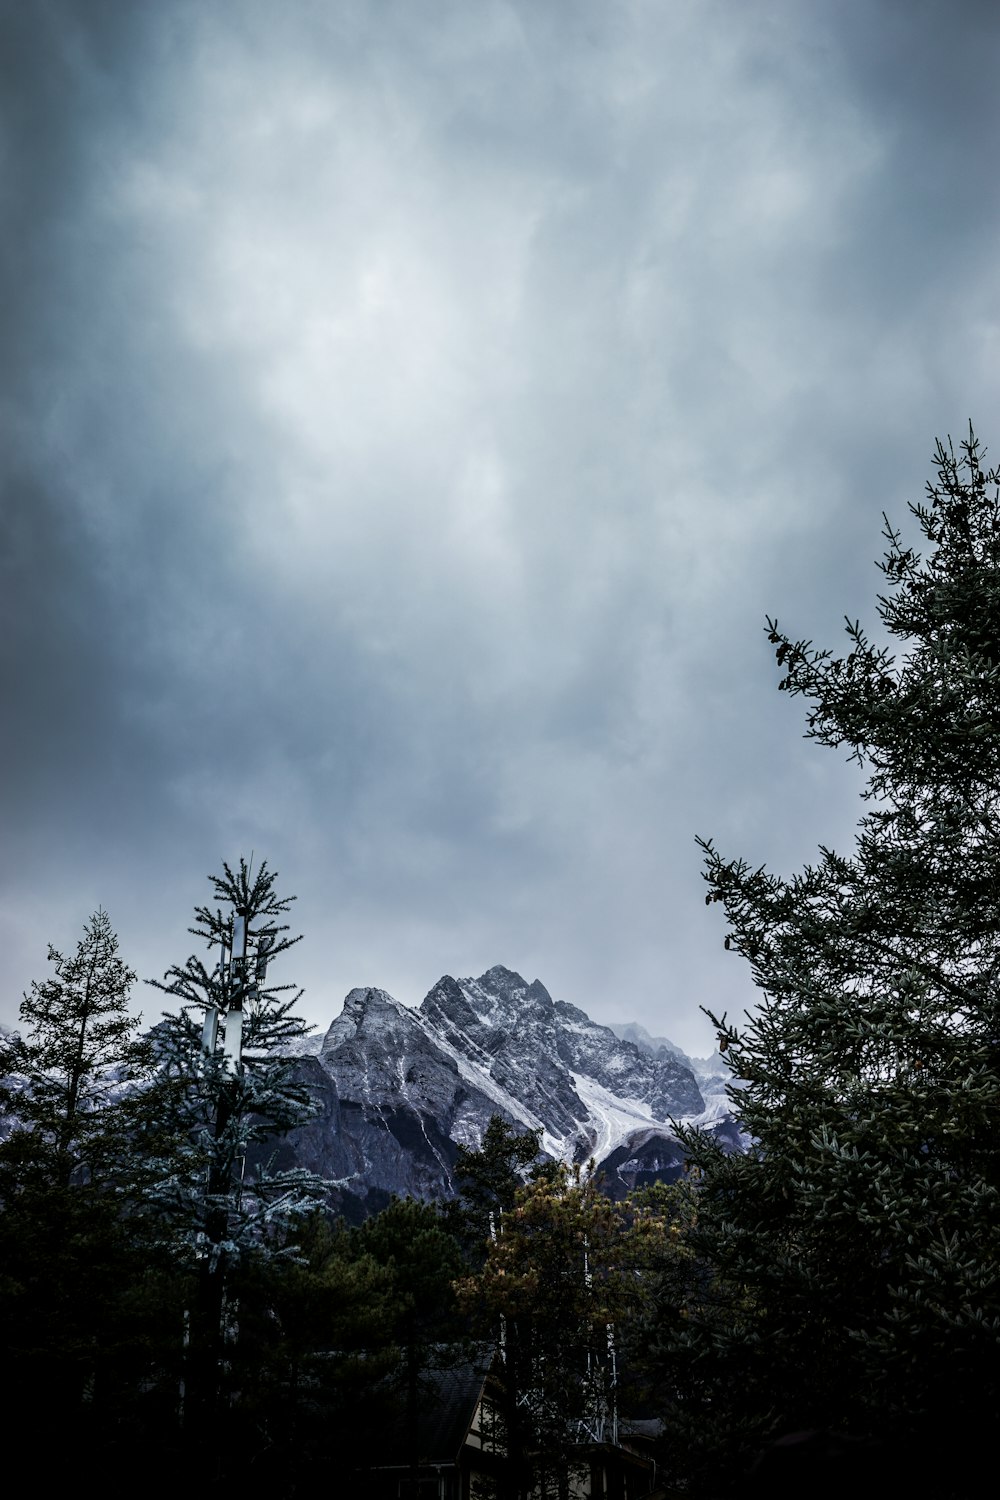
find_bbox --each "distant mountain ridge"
[275,965,743,1218]
[607,1020,737,1117]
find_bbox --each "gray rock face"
[281,966,718,1216]
[553,1000,704,1118]
[420,969,591,1148]
[307,986,510,1208]
[609,1019,748,1152]
[321,986,461,1116]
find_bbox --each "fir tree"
[144,858,326,1438]
[451,1113,543,1259]
[457,1157,672,1499]
[670,429,1000,1494]
[0,911,167,1466]
[0,907,143,1190]
[193,1213,404,1489]
[146,858,325,1254]
[358,1196,468,1487]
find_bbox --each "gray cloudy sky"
[3,0,1000,1055]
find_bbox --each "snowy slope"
[285,966,723,1214]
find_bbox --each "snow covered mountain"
[277,965,742,1218]
[608,1020,747,1153]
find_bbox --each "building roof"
[375,1342,494,1470]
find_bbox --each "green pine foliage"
[133,859,329,1464]
[0,907,145,1191]
[214,1199,471,1490]
[145,857,327,1264]
[667,430,1000,1494]
[455,1125,678,1498]
[0,910,181,1468]
[195,1212,400,1488]
[450,1114,544,1260]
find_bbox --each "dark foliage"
[658,430,1000,1496]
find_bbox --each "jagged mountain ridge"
[608,1019,747,1153]
[278,965,736,1217]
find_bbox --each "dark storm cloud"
[3,0,1000,1052]
[0,3,177,840]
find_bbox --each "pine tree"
[0,911,166,1464]
[670,429,1000,1494]
[146,858,325,1251]
[357,1196,469,1487]
[457,1158,671,1499]
[451,1113,543,1259]
[0,907,143,1190]
[144,858,326,1438]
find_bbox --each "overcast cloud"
[3,0,1000,1054]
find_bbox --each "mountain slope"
[276,966,745,1215]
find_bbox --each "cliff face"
[280,965,734,1217]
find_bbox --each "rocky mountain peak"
[276,966,740,1219]
[479,964,553,1004]
[480,963,526,987]
[453,966,554,1028]
[320,986,412,1054]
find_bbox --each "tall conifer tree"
[0,911,157,1462]
[1,907,142,1189]
[145,858,325,1441]
[146,857,324,1257]
[667,430,1000,1493]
